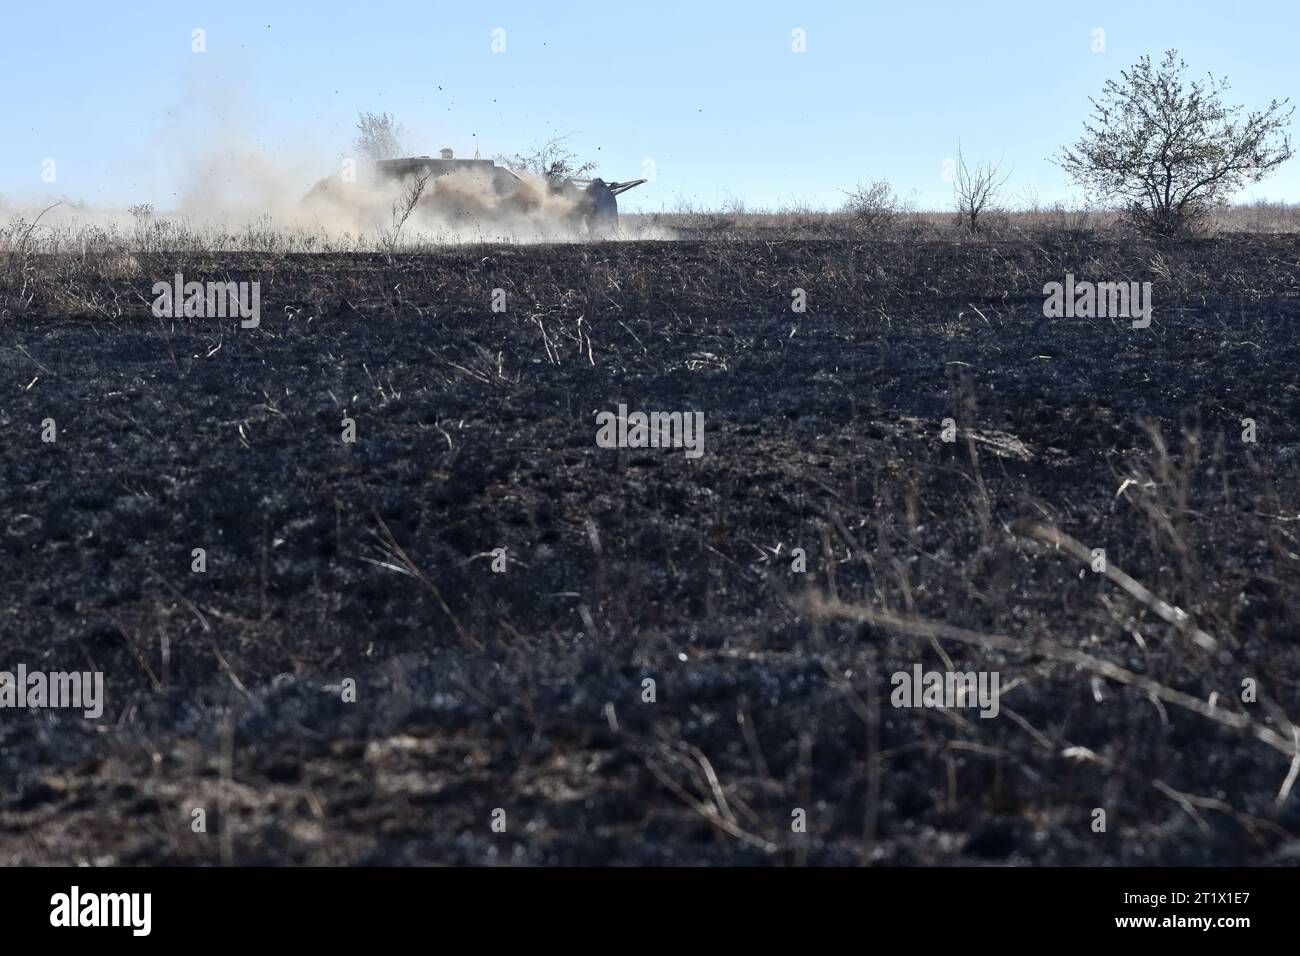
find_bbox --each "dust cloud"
[299,162,596,242]
[0,147,666,247]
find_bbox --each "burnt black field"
[2,235,1299,865]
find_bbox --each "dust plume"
[1,145,668,248]
[299,162,601,242]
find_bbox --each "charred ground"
[1,235,1298,864]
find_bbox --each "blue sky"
[1,0,1296,213]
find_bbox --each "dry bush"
[842,178,900,233]
[502,135,596,183]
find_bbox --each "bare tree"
[354,111,407,162]
[953,146,1010,233]
[1057,50,1294,238]
[502,135,596,183]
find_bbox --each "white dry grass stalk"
[643,743,778,854]
[369,511,481,652]
[1012,521,1218,651]
[804,593,1299,760]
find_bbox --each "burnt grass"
[2,235,1299,865]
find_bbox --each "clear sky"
[1,0,1296,214]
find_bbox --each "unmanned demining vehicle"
[377,148,647,234]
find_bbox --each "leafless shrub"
[842,178,899,233]
[0,202,64,315]
[502,135,595,184]
[382,171,431,252]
